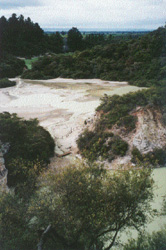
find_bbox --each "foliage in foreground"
[0,162,154,250]
[0,112,55,190]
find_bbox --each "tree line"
[0,14,63,57]
[0,13,153,82]
[22,25,166,87]
[0,14,110,57]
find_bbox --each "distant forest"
[0,14,63,57]
[0,13,147,58]
[22,25,166,87]
[0,13,166,88]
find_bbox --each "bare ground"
[0,77,143,159]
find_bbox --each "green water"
[149,167,166,231]
[112,167,166,248]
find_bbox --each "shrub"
[0,78,16,88]
[110,136,129,156]
[77,130,128,162]
[117,115,137,132]
[131,147,144,163]
[0,54,25,78]
[0,112,55,190]
[131,147,166,166]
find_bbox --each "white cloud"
[0,0,41,9]
[0,0,165,30]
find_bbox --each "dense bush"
[77,130,128,162]
[22,26,166,87]
[0,112,55,190]
[97,87,166,130]
[0,78,16,88]
[131,147,166,166]
[77,87,166,163]
[131,147,144,163]
[117,115,137,132]
[0,54,25,78]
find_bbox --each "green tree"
[0,112,55,192]
[67,27,83,51]
[46,32,63,53]
[0,190,37,250]
[0,13,45,57]
[27,162,154,250]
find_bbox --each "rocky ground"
[105,106,166,168]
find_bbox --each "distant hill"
[43,28,152,33]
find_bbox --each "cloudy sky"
[0,0,165,30]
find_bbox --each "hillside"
[22,26,166,87]
[77,87,166,166]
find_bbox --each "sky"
[0,0,166,31]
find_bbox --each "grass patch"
[24,57,39,70]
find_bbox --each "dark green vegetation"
[67,27,84,51]
[0,163,154,250]
[0,78,16,88]
[22,25,166,87]
[96,87,166,129]
[0,14,44,57]
[131,147,166,166]
[0,112,55,194]
[123,227,166,250]
[77,87,166,163]
[0,14,63,57]
[0,53,25,78]
[77,131,128,162]
[0,14,165,250]
[1,14,165,85]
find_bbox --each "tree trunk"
[37,224,51,250]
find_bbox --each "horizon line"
[43,27,153,32]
